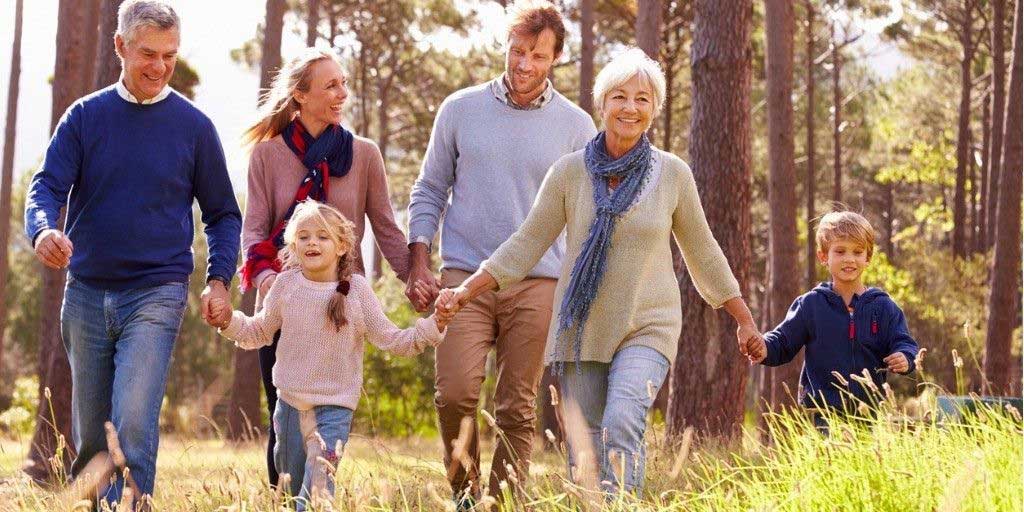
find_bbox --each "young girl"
[210,201,450,509]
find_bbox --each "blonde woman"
[239,48,413,486]
[439,48,763,493]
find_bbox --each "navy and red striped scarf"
[239,119,355,291]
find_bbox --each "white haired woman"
[239,48,413,487]
[438,48,763,493]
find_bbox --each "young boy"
[752,211,919,412]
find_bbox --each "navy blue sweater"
[762,283,919,410]
[24,86,241,290]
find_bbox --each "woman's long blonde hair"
[242,48,342,146]
[279,201,358,331]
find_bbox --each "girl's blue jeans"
[273,399,352,510]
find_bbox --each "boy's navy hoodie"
[762,282,919,410]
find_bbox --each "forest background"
[0,0,1020,508]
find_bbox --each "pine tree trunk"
[226,0,288,441]
[93,0,125,90]
[805,0,817,286]
[80,0,101,91]
[306,0,320,46]
[227,291,261,441]
[978,91,991,251]
[831,23,842,205]
[579,0,595,115]
[765,0,802,407]
[952,20,975,259]
[25,0,93,482]
[986,0,1007,249]
[0,0,24,383]
[667,0,752,439]
[259,0,286,96]
[983,0,1022,396]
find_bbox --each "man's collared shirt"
[116,78,172,105]
[491,74,553,110]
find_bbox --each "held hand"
[405,263,440,312]
[745,334,768,364]
[736,322,760,358]
[34,229,74,269]
[883,352,910,374]
[201,280,230,325]
[208,297,232,329]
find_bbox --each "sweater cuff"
[479,258,516,291]
[416,316,445,345]
[218,311,246,340]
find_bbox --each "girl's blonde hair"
[279,201,357,331]
[242,48,342,146]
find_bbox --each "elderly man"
[24,0,240,503]
[406,0,596,506]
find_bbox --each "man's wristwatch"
[207,276,230,288]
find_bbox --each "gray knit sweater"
[408,78,597,277]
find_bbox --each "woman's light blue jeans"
[273,399,352,510]
[559,345,669,494]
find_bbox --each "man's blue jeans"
[61,276,187,503]
[273,399,353,511]
[560,345,670,494]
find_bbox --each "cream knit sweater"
[480,148,741,364]
[220,269,443,410]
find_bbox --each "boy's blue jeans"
[273,399,352,510]
[559,345,670,494]
[61,276,187,503]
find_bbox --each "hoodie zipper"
[848,309,856,341]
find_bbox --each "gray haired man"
[23,0,240,504]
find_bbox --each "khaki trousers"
[435,268,556,497]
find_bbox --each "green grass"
[0,402,1020,511]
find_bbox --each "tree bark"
[0,0,24,383]
[226,0,288,440]
[765,0,802,407]
[805,0,817,286]
[579,0,595,115]
[636,0,662,58]
[227,291,261,441]
[983,0,1022,396]
[80,0,102,90]
[94,0,125,90]
[952,8,976,259]
[978,90,990,251]
[306,0,320,47]
[986,0,1007,249]
[667,0,752,439]
[259,0,286,98]
[637,0,662,140]
[25,0,93,482]
[831,22,842,205]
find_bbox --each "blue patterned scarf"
[555,132,653,372]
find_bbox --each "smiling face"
[601,73,656,146]
[818,238,871,287]
[290,215,348,280]
[505,28,558,103]
[115,25,179,101]
[293,58,349,131]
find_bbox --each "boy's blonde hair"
[815,211,876,258]
[279,201,357,331]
